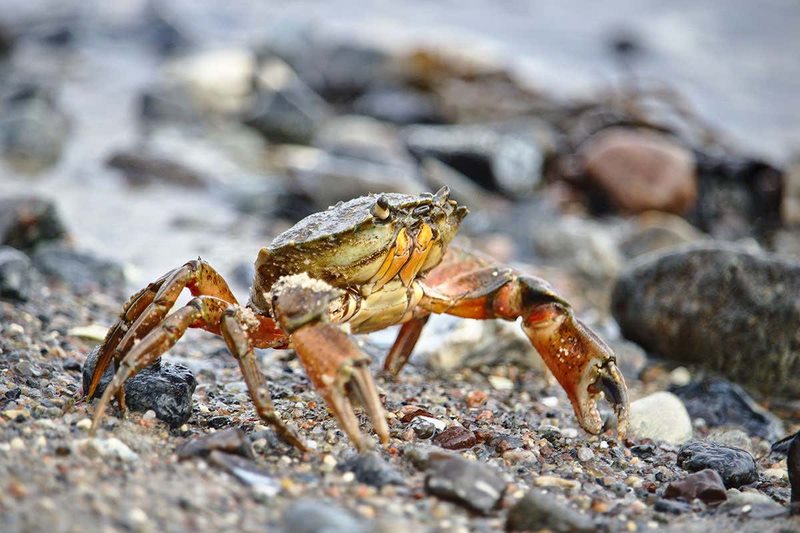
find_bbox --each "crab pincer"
[270,273,390,451]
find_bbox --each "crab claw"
[291,323,390,452]
[523,303,629,437]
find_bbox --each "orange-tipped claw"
[290,322,390,452]
[523,304,629,437]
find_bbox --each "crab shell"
[250,188,468,312]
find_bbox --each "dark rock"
[506,490,595,532]
[262,29,390,103]
[0,246,35,302]
[0,196,67,252]
[424,455,506,514]
[353,87,444,125]
[653,498,691,514]
[577,127,697,215]
[671,378,783,441]
[409,416,438,439]
[0,84,71,174]
[403,124,542,196]
[663,469,727,506]
[177,428,255,460]
[106,150,207,187]
[341,451,404,488]
[207,416,231,429]
[281,498,366,533]
[612,243,800,397]
[31,244,125,292]
[783,432,800,509]
[82,345,196,428]
[244,58,329,145]
[677,441,757,488]
[691,152,783,240]
[631,444,657,459]
[432,425,477,450]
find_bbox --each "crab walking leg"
[271,274,390,452]
[86,272,170,400]
[383,315,430,375]
[219,310,306,450]
[89,296,230,436]
[418,247,630,437]
[86,259,238,402]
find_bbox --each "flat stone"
[671,378,783,441]
[664,469,727,506]
[177,428,255,460]
[424,455,506,514]
[281,498,366,533]
[506,490,595,532]
[0,246,34,302]
[340,451,405,488]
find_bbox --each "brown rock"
[580,127,697,214]
[433,425,477,450]
[663,469,727,506]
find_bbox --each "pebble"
[613,243,800,397]
[628,392,693,444]
[506,490,595,532]
[79,438,139,462]
[653,498,691,514]
[671,378,783,441]
[677,441,757,488]
[707,429,753,455]
[663,469,727,506]
[723,489,782,511]
[578,127,697,214]
[0,246,35,302]
[577,447,594,462]
[76,418,92,431]
[0,196,67,252]
[424,454,507,514]
[82,345,196,427]
[353,87,444,125]
[619,211,707,258]
[432,425,477,450]
[341,451,404,488]
[532,476,581,490]
[177,428,255,460]
[10,437,25,450]
[281,499,366,533]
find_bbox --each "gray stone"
[177,428,255,460]
[341,451,404,488]
[677,440,757,488]
[281,498,366,533]
[0,246,34,302]
[32,244,125,292]
[506,490,595,532]
[424,454,506,514]
[244,58,329,145]
[82,345,196,428]
[612,243,800,397]
[628,391,692,444]
[0,84,71,174]
[403,124,542,196]
[353,87,444,125]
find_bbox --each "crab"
[85,186,629,451]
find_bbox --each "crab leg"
[383,316,430,375]
[416,247,630,437]
[90,296,230,435]
[86,260,238,402]
[271,274,389,452]
[220,310,307,451]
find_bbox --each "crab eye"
[434,185,450,205]
[371,195,391,220]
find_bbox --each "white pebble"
[142,410,156,421]
[76,418,92,431]
[10,437,25,451]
